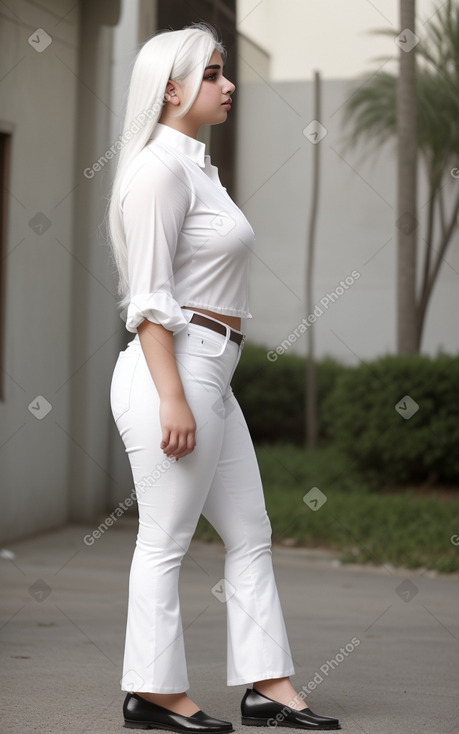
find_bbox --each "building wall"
[0,1,80,543]
[237,32,270,83]
[235,78,459,362]
[236,0,442,81]
[106,0,158,511]
[65,0,134,527]
[0,0,142,544]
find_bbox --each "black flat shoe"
[123,692,234,732]
[240,688,341,730]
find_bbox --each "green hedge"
[231,343,343,443]
[322,353,459,485]
[232,345,459,485]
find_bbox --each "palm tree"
[341,0,459,352]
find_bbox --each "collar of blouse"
[150,122,207,168]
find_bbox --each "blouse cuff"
[124,291,189,334]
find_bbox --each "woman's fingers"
[162,429,196,458]
[160,428,171,451]
[162,429,178,455]
[187,431,197,451]
[159,397,196,457]
[175,431,196,458]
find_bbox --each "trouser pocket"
[110,348,140,424]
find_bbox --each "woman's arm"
[138,319,196,460]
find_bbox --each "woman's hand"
[137,319,197,459]
[159,396,197,459]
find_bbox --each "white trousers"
[110,310,295,693]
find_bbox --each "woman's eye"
[205,74,217,81]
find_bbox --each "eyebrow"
[204,64,221,70]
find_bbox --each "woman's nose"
[223,78,235,95]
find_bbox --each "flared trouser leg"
[201,390,295,685]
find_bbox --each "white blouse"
[119,122,255,334]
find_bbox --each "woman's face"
[187,48,235,127]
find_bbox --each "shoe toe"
[190,711,234,732]
[240,688,340,730]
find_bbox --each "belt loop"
[211,323,230,358]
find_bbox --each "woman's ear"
[164,82,179,104]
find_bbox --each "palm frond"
[340,72,397,154]
[340,1,459,185]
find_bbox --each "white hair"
[106,22,226,314]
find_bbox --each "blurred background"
[0,0,458,572]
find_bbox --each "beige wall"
[0,0,155,544]
[237,32,270,83]
[235,78,459,361]
[0,0,80,543]
[236,0,444,81]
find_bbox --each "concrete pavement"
[1,517,458,734]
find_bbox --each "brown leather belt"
[189,312,246,347]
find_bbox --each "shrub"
[321,353,459,485]
[232,345,459,485]
[231,343,343,443]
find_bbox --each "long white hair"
[107,22,226,314]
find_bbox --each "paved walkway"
[1,518,458,733]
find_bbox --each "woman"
[108,22,340,733]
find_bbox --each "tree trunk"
[415,187,459,349]
[396,0,418,353]
[306,71,321,447]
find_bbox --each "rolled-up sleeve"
[120,148,191,334]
